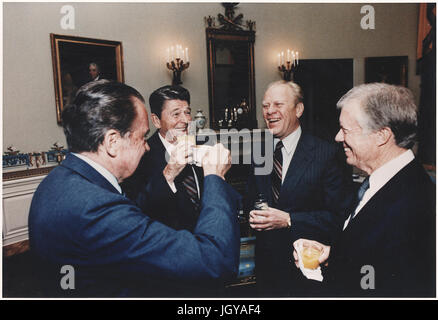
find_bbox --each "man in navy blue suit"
[247,80,354,296]
[122,85,203,231]
[294,83,435,297]
[28,80,240,297]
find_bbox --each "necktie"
[357,177,370,204]
[182,165,200,211]
[271,141,284,205]
[350,177,370,220]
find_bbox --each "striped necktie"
[271,140,284,205]
[182,165,200,211]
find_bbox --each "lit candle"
[176,45,181,59]
[287,49,290,63]
[296,51,299,65]
[292,51,295,66]
[185,47,189,62]
[281,51,284,66]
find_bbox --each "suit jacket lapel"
[345,160,418,230]
[193,165,204,197]
[279,133,314,202]
[61,153,121,195]
[148,131,169,168]
[264,174,273,205]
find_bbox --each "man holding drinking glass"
[122,85,204,232]
[294,83,435,297]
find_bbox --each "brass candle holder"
[166,58,190,86]
[277,50,299,81]
[166,45,190,85]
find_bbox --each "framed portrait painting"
[50,33,124,123]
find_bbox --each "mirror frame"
[205,27,257,130]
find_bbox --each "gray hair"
[266,80,304,104]
[337,83,418,149]
[62,80,145,153]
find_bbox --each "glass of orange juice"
[301,242,322,269]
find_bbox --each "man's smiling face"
[262,84,304,140]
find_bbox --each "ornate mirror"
[205,4,257,130]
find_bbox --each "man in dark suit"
[294,83,435,297]
[28,80,240,297]
[122,85,203,231]
[247,80,354,296]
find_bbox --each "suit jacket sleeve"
[75,175,241,281]
[134,165,176,213]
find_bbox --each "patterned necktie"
[271,140,284,205]
[182,165,200,211]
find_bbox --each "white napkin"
[296,241,324,282]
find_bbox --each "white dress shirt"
[72,152,122,194]
[158,133,200,198]
[274,126,302,183]
[343,149,415,230]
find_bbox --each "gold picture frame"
[50,33,124,123]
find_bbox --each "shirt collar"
[275,126,302,155]
[369,149,415,191]
[72,152,122,194]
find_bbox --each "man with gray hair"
[294,83,435,297]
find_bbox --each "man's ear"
[295,102,304,118]
[102,129,122,157]
[376,127,393,147]
[151,113,161,130]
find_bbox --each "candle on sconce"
[166,43,190,86]
[291,51,296,66]
[175,45,180,59]
[296,51,299,65]
[287,49,291,63]
[167,45,189,63]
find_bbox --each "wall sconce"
[166,45,189,85]
[277,49,299,81]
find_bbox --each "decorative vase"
[194,109,206,131]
